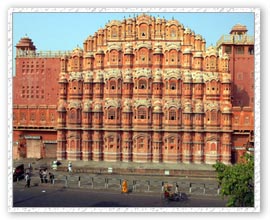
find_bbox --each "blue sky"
[12,12,255,51]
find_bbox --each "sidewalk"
[13,158,216,178]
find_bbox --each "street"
[13,184,227,208]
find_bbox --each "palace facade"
[13,14,254,164]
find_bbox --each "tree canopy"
[213,153,254,207]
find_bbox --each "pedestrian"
[49,172,54,184]
[43,169,48,183]
[161,181,164,192]
[175,183,179,194]
[25,173,31,188]
[39,169,44,183]
[121,179,128,193]
[68,161,72,173]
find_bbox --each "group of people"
[39,169,55,184]
[24,161,72,188]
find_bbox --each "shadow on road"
[91,201,131,207]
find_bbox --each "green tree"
[213,153,254,207]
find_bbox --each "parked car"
[13,164,25,182]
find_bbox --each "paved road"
[13,184,227,208]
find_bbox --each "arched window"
[111,26,118,38]
[170,81,177,90]
[211,142,216,151]
[211,111,217,122]
[210,56,216,70]
[138,137,144,148]
[110,51,118,64]
[138,79,147,89]
[170,25,177,38]
[138,107,147,119]
[110,80,116,90]
[127,25,132,35]
[70,109,75,119]
[139,24,148,38]
[169,109,176,120]
[108,108,116,120]
[169,50,177,63]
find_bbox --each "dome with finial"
[16,34,36,50]
[72,46,83,57]
[230,24,247,34]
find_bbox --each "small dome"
[84,52,94,58]
[183,71,192,82]
[59,72,67,83]
[94,103,102,111]
[153,47,162,54]
[83,102,92,112]
[183,48,192,54]
[223,106,232,113]
[124,48,133,54]
[83,71,93,82]
[194,52,203,58]
[195,34,203,40]
[230,24,247,34]
[16,35,36,50]
[153,105,162,112]
[57,101,66,112]
[195,103,204,112]
[205,46,218,57]
[96,48,104,55]
[72,46,83,57]
[184,28,192,34]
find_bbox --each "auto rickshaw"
[163,183,181,201]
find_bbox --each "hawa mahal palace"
[13,14,254,165]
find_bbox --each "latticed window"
[20,112,26,121]
[211,111,217,122]
[169,110,176,120]
[41,113,46,121]
[108,109,116,120]
[30,113,35,121]
[70,110,75,119]
[111,26,117,38]
[138,108,146,119]
[236,46,244,54]
[110,80,116,90]
[169,138,175,144]
[244,116,250,125]
[170,29,176,38]
[139,138,144,148]
[211,142,216,151]
[50,113,54,121]
[111,54,117,64]
[170,81,176,90]
[138,79,147,89]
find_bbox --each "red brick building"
[216,24,254,163]
[13,15,254,164]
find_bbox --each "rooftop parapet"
[16,50,72,58]
[216,34,254,48]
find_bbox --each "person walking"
[68,161,72,173]
[175,183,179,194]
[25,173,31,188]
[49,172,54,184]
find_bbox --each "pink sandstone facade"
[13,14,254,165]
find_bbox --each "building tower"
[216,24,254,163]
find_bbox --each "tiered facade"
[12,14,256,165]
[55,14,232,164]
